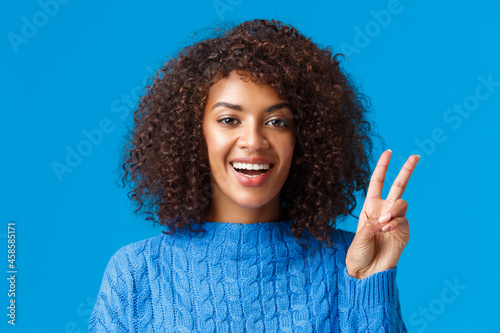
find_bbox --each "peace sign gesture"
[346,150,420,279]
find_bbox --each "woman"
[89,18,418,332]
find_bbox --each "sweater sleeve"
[336,230,408,332]
[88,247,134,333]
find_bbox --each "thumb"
[355,212,391,242]
[347,213,391,276]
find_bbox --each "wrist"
[347,265,397,280]
[347,268,367,280]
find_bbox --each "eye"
[267,118,290,128]
[217,117,239,126]
[216,117,290,128]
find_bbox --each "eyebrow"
[211,101,292,113]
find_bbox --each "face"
[202,70,296,223]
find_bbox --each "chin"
[234,198,272,209]
[232,190,280,208]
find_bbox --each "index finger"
[386,155,420,203]
[366,149,392,199]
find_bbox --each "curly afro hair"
[119,18,382,251]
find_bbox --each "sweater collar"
[161,218,321,258]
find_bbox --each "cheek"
[204,129,230,161]
[283,137,296,162]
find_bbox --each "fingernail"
[381,224,392,232]
[378,212,391,223]
[386,149,392,153]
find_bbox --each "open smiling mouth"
[230,162,274,178]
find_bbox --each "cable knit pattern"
[89,219,408,332]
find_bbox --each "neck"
[204,204,286,224]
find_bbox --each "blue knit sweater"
[89,219,407,332]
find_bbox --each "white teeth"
[232,162,270,170]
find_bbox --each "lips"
[229,161,274,186]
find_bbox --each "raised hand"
[345,149,420,279]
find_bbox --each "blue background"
[1,0,498,332]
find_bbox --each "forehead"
[206,71,287,107]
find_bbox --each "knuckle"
[393,181,406,190]
[370,176,384,183]
[365,218,377,230]
[395,217,408,225]
[396,199,408,210]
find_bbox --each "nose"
[237,120,269,152]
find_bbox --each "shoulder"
[330,227,356,247]
[104,234,165,277]
[322,227,356,260]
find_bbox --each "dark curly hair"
[118,18,383,251]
